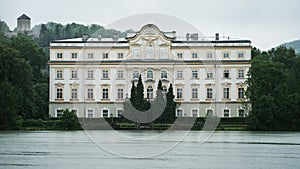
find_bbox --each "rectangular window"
[57,53,63,59]
[102,110,109,117]
[103,88,109,99]
[87,88,93,99]
[71,88,77,99]
[71,53,77,59]
[177,109,183,117]
[224,52,229,58]
[56,88,63,99]
[132,47,140,59]
[238,88,244,99]
[117,53,123,59]
[117,88,123,99]
[102,70,109,79]
[223,88,230,99]
[177,88,183,99]
[192,88,198,99]
[192,53,198,58]
[88,53,94,59]
[177,53,183,59]
[103,53,108,59]
[192,109,198,117]
[238,109,245,117]
[71,70,77,79]
[177,70,183,79]
[207,71,213,79]
[117,70,124,79]
[87,70,94,79]
[207,52,213,59]
[56,70,63,79]
[117,110,123,117]
[207,88,213,99]
[223,109,230,117]
[238,70,244,78]
[238,52,244,58]
[56,109,63,118]
[87,109,93,118]
[192,70,198,79]
[223,70,230,78]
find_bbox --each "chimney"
[215,33,219,41]
[186,33,190,40]
[82,34,89,41]
[192,33,198,40]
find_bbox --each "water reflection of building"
[49,24,251,118]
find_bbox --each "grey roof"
[17,14,30,20]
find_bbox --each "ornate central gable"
[127,24,174,60]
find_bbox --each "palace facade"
[49,24,251,118]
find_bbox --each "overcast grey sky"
[1,0,300,50]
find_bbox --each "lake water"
[0,131,299,169]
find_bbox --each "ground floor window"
[102,109,109,118]
[56,109,63,118]
[176,109,183,117]
[117,110,123,117]
[206,109,213,117]
[87,109,93,118]
[192,109,198,117]
[238,109,245,117]
[223,109,230,117]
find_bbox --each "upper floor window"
[87,70,94,79]
[238,52,244,58]
[56,70,63,79]
[207,71,213,79]
[56,88,63,99]
[192,53,198,58]
[177,53,183,59]
[88,53,94,59]
[161,70,167,79]
[207,52,213,59]
[223,88,230,99]
[132,47,140,59]
[223,70,230,78]
[177,88,183,99]
[117,88,124,99]
[177,70,183,79]
[87,88,94,99]
[102,88,109,99]
[117,53,123,59]
[223,52,229,58]
[160,47,168,59]
[147,70,153,79]
[102,70,109,79]
[71,88,78,99]
[103,53,109,59]
[192,70,198,79]
[238,88,245,99]
[57,53,63,59]
[71,53,77,59]
[238,70,244,78]
[117,70,124,79]
[71,70,77,79]
[133,70,139,79]
[192,88,198,99]
[146,45,154,59]
[207,88,213,99]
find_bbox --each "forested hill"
[283,39,300,54]
[32,22,135,47]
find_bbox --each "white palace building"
[49,24,251,118]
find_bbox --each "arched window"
[146,45,154,59]
[147,70,153,79]
[133,70,139,79]
[147,86,153,99]
[161,70,167,79]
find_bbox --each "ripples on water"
[0,131,299,169]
